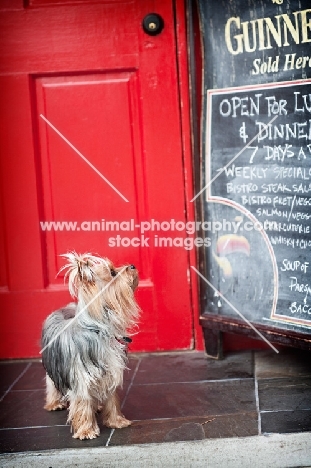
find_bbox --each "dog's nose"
[129,264,136,270]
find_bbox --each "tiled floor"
[0,348,311,453]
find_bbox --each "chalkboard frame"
[188,0,311,356]
[200,313,311,359]
[201,81,311,356]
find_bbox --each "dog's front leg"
[68,398,100,440]
[103,391,132,429]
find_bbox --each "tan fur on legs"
[103,392,131,429]
[68,398,100,440]
[44,374,67,411]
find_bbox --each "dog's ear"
[58,252,110,298]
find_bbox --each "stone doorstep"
[1,432,311,468]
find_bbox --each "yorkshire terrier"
[41,252,139,440]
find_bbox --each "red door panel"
[35,72,146,280]
[0,0,194,357]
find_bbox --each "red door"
[0,0,196,357]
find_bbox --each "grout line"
[254,351,261,435]
[105,358,142,447]
[254,378,261,436]
[260,408,311,414]
[0,425,67,431]
[132,377,253,386]
[128,351,203,358]
[0,363,32,403]
[105,410,260,424]
[5,389,45,393]
[0,359,41,364]
[254,356,261,436]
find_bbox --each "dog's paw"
[44,401,66,411]
[72,425,100,440]
[105,415,132,429]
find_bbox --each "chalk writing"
[207,80,311,327]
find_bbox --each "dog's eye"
[110,270,117,277]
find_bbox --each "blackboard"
[196,0,311,346]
